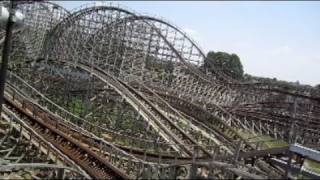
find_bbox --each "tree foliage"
[202,51,244,80]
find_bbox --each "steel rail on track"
[155,90,255,148]
[5,72,202,162]
[116,75,214,157]
[5,80,289,164]
[129,81,233,154]
[5,81,179,164]
[0,163,83,175]
[53,59,214,158]
[1,105,90,179]
[4,81,183,164]
[3,90,130,179]
[5,77,230,165]
[6,71,170,147]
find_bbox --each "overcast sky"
[55,1,320,86]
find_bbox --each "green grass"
[304,159,320,175]
[0,120,9,126]
[21,171,32,179]
[291,159,320,179]
[69,98,83,117]
[237,129,288,149]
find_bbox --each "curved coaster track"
[0,1,319,179]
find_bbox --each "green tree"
[202,51,244,80]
